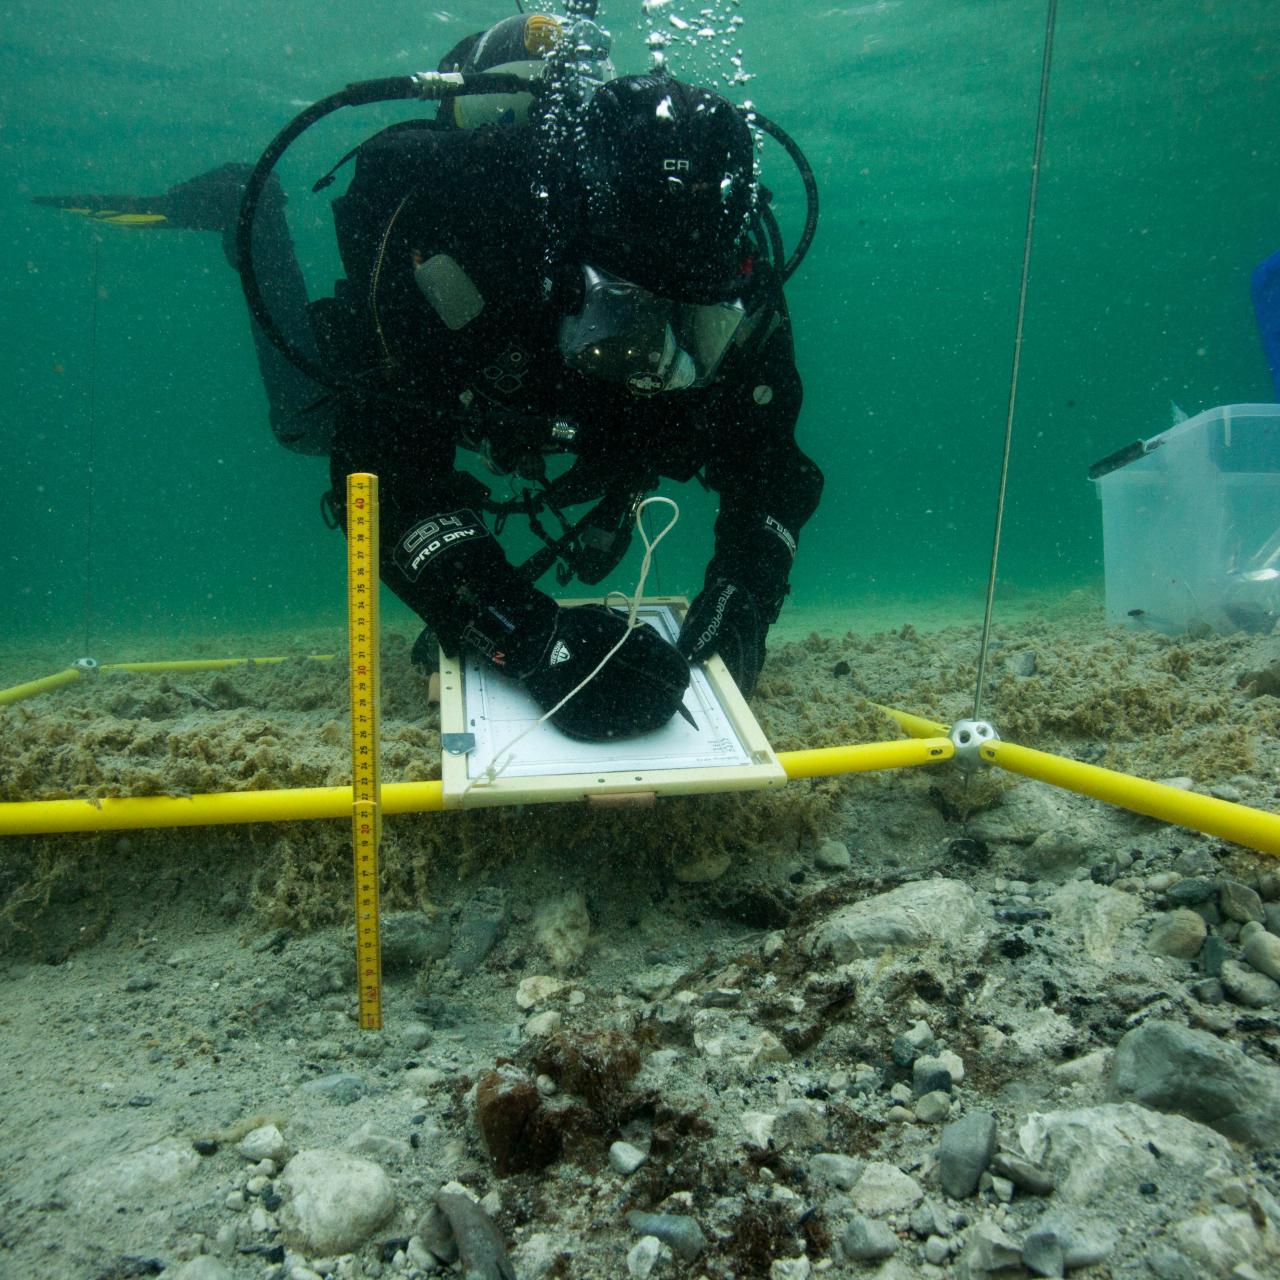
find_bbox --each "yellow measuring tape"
[346,473,383,1031]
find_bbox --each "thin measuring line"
[972,0,1059,720]
[84,232,102,653]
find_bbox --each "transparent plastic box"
[1092,404,1280,634]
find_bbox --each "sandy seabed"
[2,588,1279,1279]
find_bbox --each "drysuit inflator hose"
[233,72,818,400]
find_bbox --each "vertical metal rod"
[84,233,102,652]
[972,0,1059,720]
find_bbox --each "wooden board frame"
[438,597,786,809]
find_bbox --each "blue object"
[1253,249,1280,400]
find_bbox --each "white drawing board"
[438,598,786,808]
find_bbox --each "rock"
[380,911,451,972]
[1188,978,1225,1004]
[741,1112,777,1149]
[915,1091,951,1123]
[1019,1103,1232,1204]
[810,1153,863,1190]
[236,1124,289,1164]
[524,1010,563,1038]
[167,1261,234,1280]
[534,891,591,971]
[851,1161,924,1215]
[1221,959,1280,1007]
[769,1259,810,1280]
[609,1141,647,1175]
[449,893,508,975]
[1026,1214,1115,1270]
[1021,1230,1064,1278]
[626,1236,665,1278]
[1147,909,1208,959]
[278,1149,395,1256]
[1044,881,1142,965]
[1201,934,1230,976]
[989,1150,1055,1196]
[804,879,987,962]
[297,1073,367,1105]
[965,782,1069,845]
[1146,1246,1200,1280]
[1168,877,1221,906]
[625,1212,707,1262]
[925,1235,950,1265]
[400,1021,432,1051]
[773,1100,826,1150]
[815,838,851,870]
[938,1111,997,1199]
[1242,929,1280,982]
[1220,880,1265,924]
[1171,1209,1272,1279]
[913,1055,955,1096]
[71,1137,200,1208]
[1110,1020,1280,1145]
[960,1221,1022,1272]
[516,975,567,1010]
[841,1214,898,1260]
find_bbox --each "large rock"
[804,879,986,962]
[938,1111,997,1199]
[1109,1020,1280,1146]
[1043,881,1142,966]
[851,1161,924,1216]
[71,1137,200,1209]
[1018,1104,1232,1205]
[1171,1210,1277,1279]
[278,1149,395,1255]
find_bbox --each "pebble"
[924,1235,950,1265]
[841,1214,898,1260]
[1220,881,1265,924]
[297,1074,366,1105]
[914,1091,951,1124]
[516,975,566,1010]
[626,1235,663,1278]
[609,1141,647,1175]
[1221,959,1280,1008]
[815,838,851,870]
[939,1111,998,1199]
[1167,877,1219,906]
[1209,781,1243,802]
[963,1222,1021,1272]
[852,1162,924,1215]
[1022,1229,1066,1278]
[769,1259,810,1280]
[810,1153,863,1189]
[1146,909,1207,959]
[277,1150,395,1256]
[237,1125,289,1164]
[1242,929,1280,982]
[1200,934,1230,977]
[524,1010,562,1039]
[990,1150,1055,1196]
[624,1212,708,1262]
[167,1260,234,1280]
[913,1060,953,1097]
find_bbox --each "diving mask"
[558,264,745,395]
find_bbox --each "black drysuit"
[309,122,823,687]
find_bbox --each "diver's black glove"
[677,579,769,696]
[520,605,690,741]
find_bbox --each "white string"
[462,495,680,794]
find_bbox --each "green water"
[2,0,1277,652]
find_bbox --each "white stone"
[610,1141,647,1174]
[852,1162,924,1216]
[534,890,591,970]
[278,1149,395,1256]
[741,1111,777,1149]
[72,1137,201,1209]
[516,975,567,1009]
[1044,881,1142,965]
[770,1258,811,1280]
[524,1010,563,1038]
[236,1124,289,1164]
[810,1153,863,1189]
[168,1260,234,1280]
[815,838,851,870]
[804,879,987,962]
[1018,1105,1233,1205]
[627,1235,664,1278]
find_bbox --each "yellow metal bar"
[779,736,954,778]
[103,655,336,673]
[871,703,950,738]
[0,780,445,837]
[0,669,84,706]
[984,739,1280,857]
[346,472,383,1030]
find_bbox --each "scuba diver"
[36,4,823,743]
